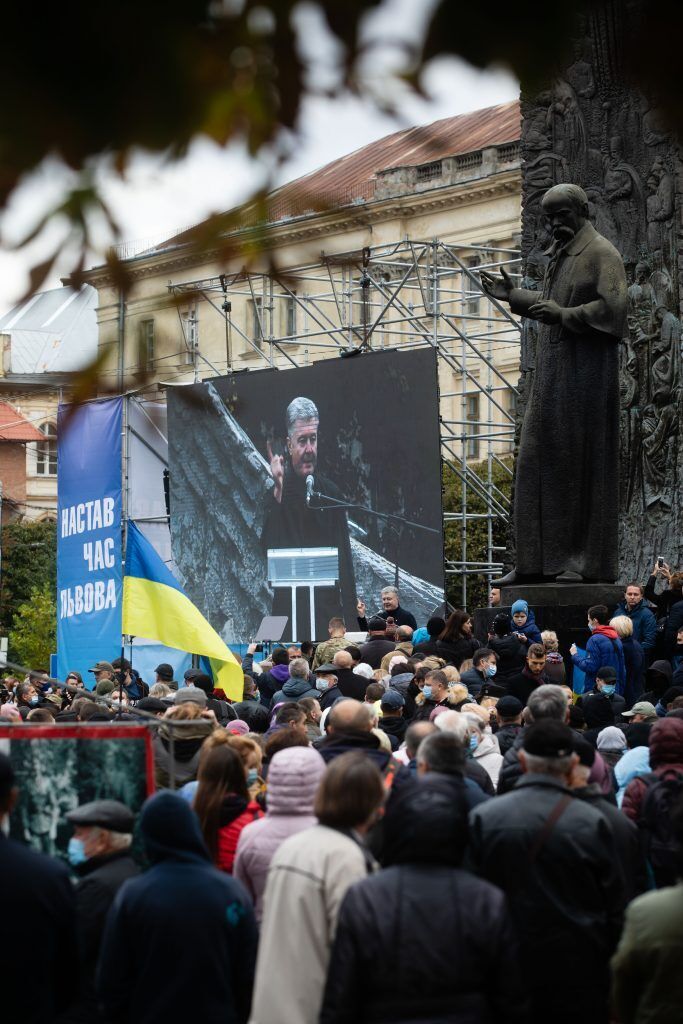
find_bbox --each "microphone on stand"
[306,475,314,506]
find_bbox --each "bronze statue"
[481,183,627,584]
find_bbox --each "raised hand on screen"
[267,440,284,503]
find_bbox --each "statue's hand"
[528,299,562,324]
[480,267,513,302]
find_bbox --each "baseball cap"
[496,695,523,718]
[184,668,201,682]
[88,661,114,674]
[595,665,617,681]
[66,799,135,833]
[173,687,207,707]
[381,689,405,709]
[622,701,657,719]
[522,720,574,758]
[367,616,387,632]
[154,663,174,681]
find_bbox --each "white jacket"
[249,824,370,1024]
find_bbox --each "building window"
[140,319,155,370]
[248,297,264,347]
[466,394,480,459]
[285,294,297,338]
[36,421,57,476]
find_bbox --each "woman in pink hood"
[234,744,326,920]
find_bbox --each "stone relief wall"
[518,0,682,580]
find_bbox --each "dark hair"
[314,751,384,829]
[26,708,54,723]
[300,641,315,658]
[527,643,546,660]
[79,701,107,721]
[275,703,305,726]
[473,647,495,668]
[298,697,319,720]
[427,616,446,638]
[624,582,643,594]
[194,746,249,862]
[365,683,385,703]
[425,669,448,687]
[112,657,131,671]
[344,645,361,662]
[439,610,471,643]
[271,647,289,666]
[192,673,214,696]
[264,730,309,760]
[390,662,408,677]
[588,605,609,624]
[568,705,586,730]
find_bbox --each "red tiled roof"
[164,100,520,246]
[0,402,46,442]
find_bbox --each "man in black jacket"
[97,792,257,1023]
[504,643,551,705]
[0,754,77,1024]
[359,617,396,669]
[63,800,140,1023]
[192,673,238,724]
[468,720,625,1024]
[377,689,407,750]
[356,586,418,631]
[320,772,525,1024]
[497,683,569,795]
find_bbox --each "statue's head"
[541,184,589,244]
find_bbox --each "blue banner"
[57,399,123,686]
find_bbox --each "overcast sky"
[0,1,518,314]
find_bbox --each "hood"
[647,660,673,685]
[649,717,683,769]
[473,733,500,758]
[583,693,615,729]
[382,775,467,867]
[282,675,314,697]
[266,746,326,816]
[592,624,618,641]
[389,673,413,697]
[270,664,291,683]
[140,791,210,865]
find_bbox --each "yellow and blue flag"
[122,522,243,700]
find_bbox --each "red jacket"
[216,800,263,874]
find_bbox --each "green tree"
[0,520,57,634]
[8,583,56,671]
[443,458,513,611]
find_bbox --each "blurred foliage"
[443,457,513,612]
[6,2,681,294]
[0,520,57,634]
[8,583,56,671]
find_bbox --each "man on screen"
[263,396,356,634]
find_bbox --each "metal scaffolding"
[168,238,522,605]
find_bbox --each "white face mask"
[315,678,328,692]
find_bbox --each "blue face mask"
[588,622,596,632]
[600,684,616,696]
[486,664,497,678]
[246,768,258,786]
[67,837,87,867]
[422,685,433,700]
[469,735,478,751]
[29,696,40,706]
[253,690,260,703]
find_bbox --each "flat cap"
[88,661,114,674]
[66,799,135,833]
[173,686,207,707]
[314,663,337,674]
[496,695,523,718]
[380,688,405,709]
[522,720,574,759]
[154,663,174,680]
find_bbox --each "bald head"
[405,721,436,759]
[328,699,374,734]
[333,650,353,669]
[396,625,413,642]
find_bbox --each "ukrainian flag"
[122,522,243,700]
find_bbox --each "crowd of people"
[3,572,683,1023]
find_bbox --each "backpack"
[637,768,683,887]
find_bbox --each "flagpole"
[119,393,130,719]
